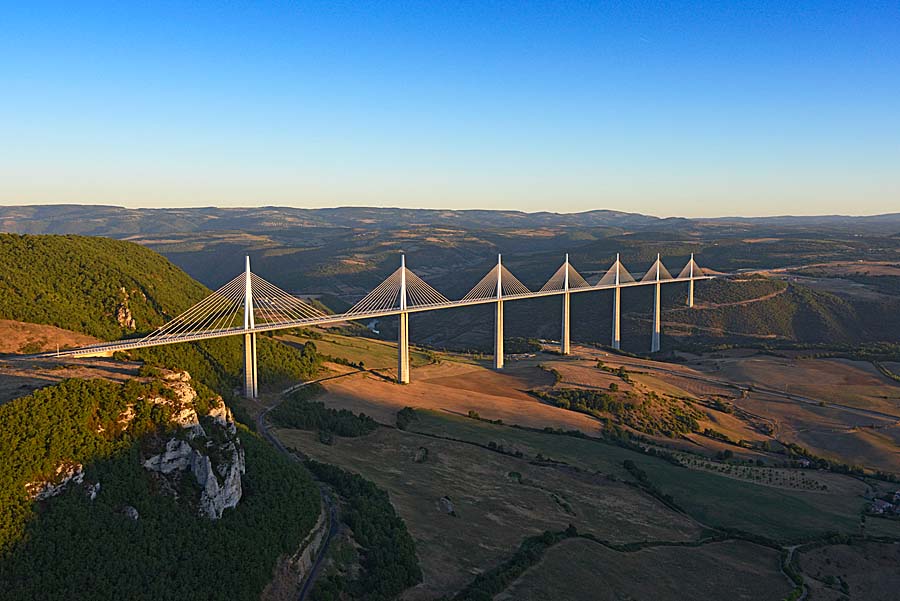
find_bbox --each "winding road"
[256,372,362,601]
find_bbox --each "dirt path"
[667,286,788,312]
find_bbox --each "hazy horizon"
[3,201,900,221]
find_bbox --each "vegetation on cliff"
[0,376,321,600]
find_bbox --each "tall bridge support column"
[243,255,258,398]
[687,252,695,308]
[561,292,571,355]
[243,332,258,398]
[560,253,571,355]
[612,286,621,350]
[493,254,505,369]
[494,300,504,369]
[397,254,410,384]
[651,282,661,353]
[398,311,410,384]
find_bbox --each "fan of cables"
[345,265,450,315]
[462,263,531,301]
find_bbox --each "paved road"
[256,373,358,601]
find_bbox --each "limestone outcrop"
[141,371,245,519]
[24,369,245,520]
[25,461,84,501]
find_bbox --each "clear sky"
[1,1,898,217]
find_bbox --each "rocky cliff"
[25,370,245,519]
[141,371,245,519]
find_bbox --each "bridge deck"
[38,275,712,358]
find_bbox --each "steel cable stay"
[43,253,712,360]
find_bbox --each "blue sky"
[1,1,898,216]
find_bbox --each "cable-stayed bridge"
[42,253,712,398]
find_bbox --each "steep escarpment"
[0,371,321,600]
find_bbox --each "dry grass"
[798,541,900,600]
[495,538,791,601]
[0,356,140,404]
[714,355,900,416]
[274,426,702,600]
[0,319,99,354]
[307,360,607,435]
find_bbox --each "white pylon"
[243,256,258,398]
[612,253,621,350]
[494,254,504,370]
[687,252,695,308]
[561,253,571,355]
[651,253,661,353]
[397,254,410,384]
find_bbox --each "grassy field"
[278,331,434,370]
[406,410,900,542]
[273,424,702,599]
[495,538,791,601]
[712,355,900,416]
[798,541,900,600]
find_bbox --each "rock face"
[116,287,136,330]
[25,461,84,501]
[141,371,245,519]
[22,369,245,519]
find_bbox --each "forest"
[0,233,208,339]
[0,374,323,600]
[305,460,422,601]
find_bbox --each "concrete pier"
[561,292,571,355]
[651,281,661,353]
[612,286,621,350]
[243,332,258,398]
[494,300,504,369]
[398,311,410,384]
[243,256,258,398]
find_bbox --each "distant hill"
[0,233,209,340]
[0,204,663,235]
[4,204,900,237]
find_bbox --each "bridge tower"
[687,252,695,308]
[651,253,661,353]
[494,254,504,370]
[397,255,410,384]
[243,256,258,398]
[560,254,571,355]
[612,253,621,350]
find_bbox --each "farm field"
[798,541,900,600]
[278,331,434,369]
[495,538,791,601]
[405,409,899,542]
[298,357,604,434]
[696,354,900,416]
[576,346,900,473]
[273,425,702,599]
